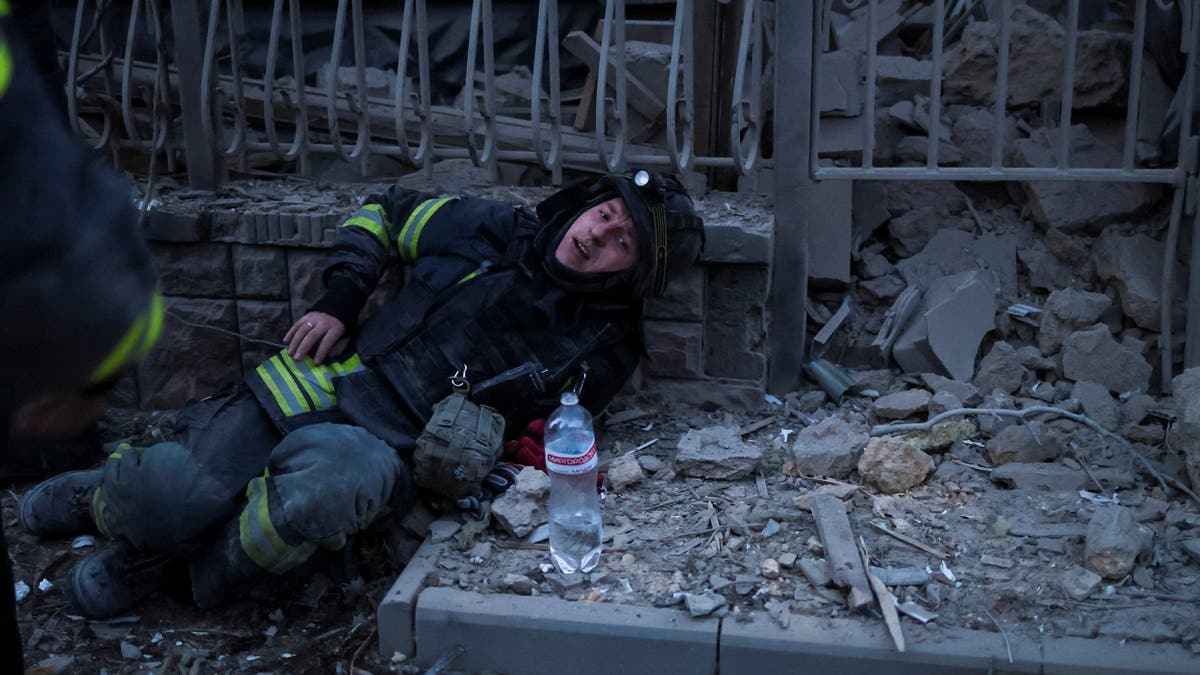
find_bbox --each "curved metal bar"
[262,0,307,162]
[322,0,370,164]
[145,0,171,160]
[121,0,145,147]
[531,0,562,175]
[348,0,371,167]
[463,0,497,169]
[393,0,434,165]
[730,0,762,174]
[594,0,627,172]
[666,0,694,173]
[200,0,248,157]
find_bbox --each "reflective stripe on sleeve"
[339,203,391,249]
[397,196,453,260]
[254,350,365,417]
[0,39,11,100]
[88,291,165,384]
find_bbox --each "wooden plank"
[809,494,873,609]
[574,19,605,131]
[562,30,665,120]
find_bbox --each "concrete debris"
[684,591,726,618]
[852,183,891,247]
[1093,230,1186,332]
[498,574,536,596]
[1059,566,1103,601]
[1071,381,1120,432]
[1061,324,1152,394]
[636,455,667,474]
[869,566,930,586]
[793,483,859,511]
[927,390,962,417]
[1170,367,1200,491]
[920,374,983,407]
[944,4,1129,109]
[490,467,549,539]
[428,519,463,544]
[1182,539,1200,565]
[809,495,874,609]
[991,462,1134,493]
[606,453,645,492]
[778,552,798,569]
[950,106,1017,167]
[976,389,1017,437]
[894,271,997,380]
[1012,126,1161,233]
[760,558,781,580]
[857,436,935,494]
[894,418,977,454]
[895,136,962,165]
[797,557,832,589]
[1084,506,1153,580]
[1039,288,1112,355]
[675,425,764,481]
[985,420,1063,466]
[897,230,1018,301]
[972,341,1026,395]
[873,389,932,420]
[791,417,870,479]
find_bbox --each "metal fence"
[64,0,771,187]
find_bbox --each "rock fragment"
[1071,381,1120,431]
[857,436,935,494]
[927,390,962,417]
[985,420,1063,466]
[973,341,1025,395]
[685,591,726,617]
[1062,325,1152,394]
[1085,506,1152,580]
[920,373,982,406]
[1059,566,1103,601]
[1093,230,1185,332]
[606,453,645,492]
[874,389,932,420]
[1039,288,1112,355]
[675,425,764,480]
[491,467,549,538]
[1170,367,1200,492]
[791,417,870,479]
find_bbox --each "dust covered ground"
[9,386,1200,674]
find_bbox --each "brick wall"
[127,192,772,411]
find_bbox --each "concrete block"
[1040,634,1200,674]
[233,245,289,300]
[701,220,772,264]
[705,266,767,381]
[414,587,718,674]
[236,300,291,372]
[267,213,281,242]
[721,614,1039,674]
[807,179,852,285]
[641,377,763,411]
[644,263,704,321]
[287,249,328,322]
[644,320,704,378]
[377,541,445,661]
[145,209,210,242]
[139,298,241,409]
[210,209,248,242]
[150,242,234,298]
[254,213,269,242]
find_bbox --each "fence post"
[170,0,225,189]
[766,0,814,395]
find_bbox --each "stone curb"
[378,542,1200,674]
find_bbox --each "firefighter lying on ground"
[17,169,704,618]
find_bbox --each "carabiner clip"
[450,364,470,393]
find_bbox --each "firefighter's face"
[554,197,639,274]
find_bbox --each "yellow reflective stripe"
[90,314,146,384]
[92,486,109,536]
[280,353,333,409]
[302,357,336,393]
[330,353,363,375]
[457,271,479,285]
[0,40,11,100]
[137,292,164,358]
[397,197,452,260]
[255,361,299,416]
[0,0,9,15]
[268,357,311,413]
[342,216,388,248]
[239,472,317,574]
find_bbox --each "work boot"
[17,469,101,538]
[188,521,270,609]
[67,542,173,619]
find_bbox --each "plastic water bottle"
[544,392,602,574]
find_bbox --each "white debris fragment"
[150,633,163,644]
[72,535,97,549]
[780,428,795,443]
[264,625,278,638]
[539,563,554,574]
[13,581,29,603]
[765,394,783,406]
[761,519,781,538]
[939,561,957,583]
[37,579,52,592]
[1078,490,1119,506]
[282,653,295,659]
[245,655,261,661]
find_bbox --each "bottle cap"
[560,392,580,406]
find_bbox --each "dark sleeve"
[314,185,523,326]
[577,339,642,417]
[0,23,159,410]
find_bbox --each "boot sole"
[17,469,101,538]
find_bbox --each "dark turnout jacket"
[247,185,644,451]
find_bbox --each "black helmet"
[535,169,704,298]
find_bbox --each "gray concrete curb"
[377,540,1200,674]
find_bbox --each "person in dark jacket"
[0,5,162,668]
[18,168,703,618]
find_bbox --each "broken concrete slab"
[920,373,983,406]
[808,179,853,285]
[1039,288,1112,355]
[857,436,935,494]
[896,229,1019,301]
[851,183,890,248]
[873,389,932,420]
[818,50,862,117]
[991,462,1135,492]
[791,417,870,479]
[1062,324,1152,394]
[973,341,1026,395]
[887,208,972,259]
[893,271,997,381]
[1012,126,1162,233]
[675,425,764,481]
[491,467,550,539]
[1170,367,1200,492]
[809,495,873,609]
[1085,506,1152,580]
[1072,381,1120,432]
[985,420,1063,465]
[1093,229,1187,332]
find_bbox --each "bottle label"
[546,443,598,475]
